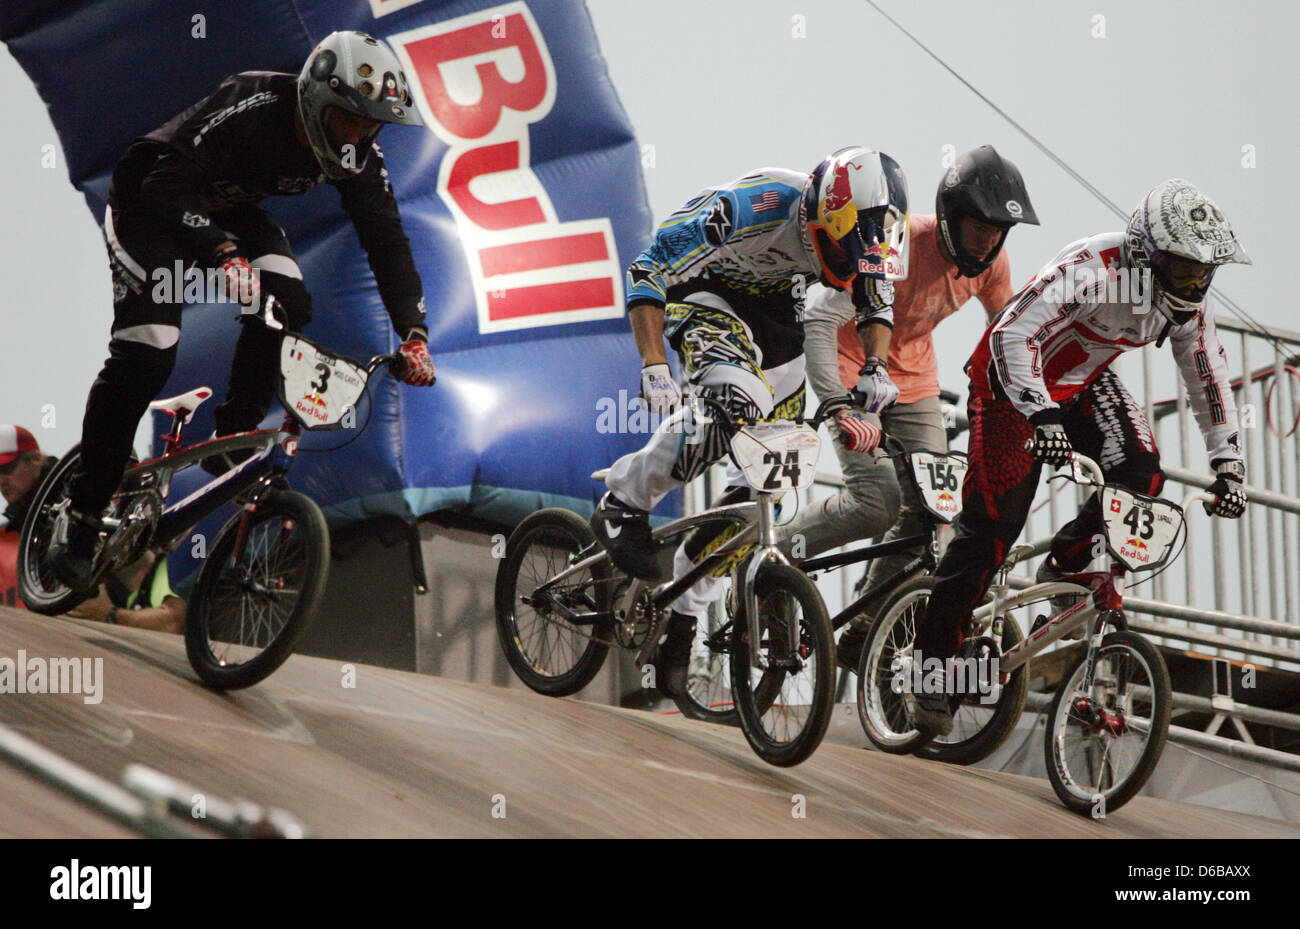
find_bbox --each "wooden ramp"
[0,607,1293,839]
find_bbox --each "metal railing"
[1024,316,1300,673]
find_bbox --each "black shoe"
[653,611,697,698]
[909,689,954,737]
[590,492,663,581]
[836,623,869,671]
[49,507,103,594]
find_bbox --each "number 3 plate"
[730,422,821,492]
[908,452,967,523]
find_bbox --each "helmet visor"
[1152,251,1216,302]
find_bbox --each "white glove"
[853,358,899,414]
[640,363,681,415]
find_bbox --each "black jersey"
[109,71,426,333]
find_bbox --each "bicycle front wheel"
[185,490,329,690]
[730,564,835,767]
[1044,629,1172,817]
[16,446,89,615]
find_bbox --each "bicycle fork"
[741,493,792,670]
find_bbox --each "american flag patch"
[749,190,781,213]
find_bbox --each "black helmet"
[936,145,1039,277]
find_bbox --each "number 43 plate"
[730,422,821,491]
[1101,486,1183,571]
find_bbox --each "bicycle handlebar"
[1062,451,1223,514]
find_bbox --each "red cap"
[0,425,38,467]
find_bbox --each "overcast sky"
[0,0,1293,460]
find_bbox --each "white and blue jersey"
[627,168,893,369]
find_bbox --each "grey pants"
[777,394,948,627]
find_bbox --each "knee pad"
[671,383,768,483]
[1109,454,1165,497]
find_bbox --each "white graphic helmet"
[800,147,910,288]
[298,31,423,181]
[1125,178,1251,324]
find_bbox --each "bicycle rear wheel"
[730,564,835,767]
[494,508,612,696]
[16,446,90,615]
[185,490,329,690]
[1045,629,1172,816]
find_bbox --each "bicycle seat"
[148,387,213,424]
[1002,544,1036,571]
[590,468,610,482]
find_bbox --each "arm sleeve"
[802,284,856,403]
[849,275,894,331]
[1169,303,1243,464]
[626,188,736,309]
[978,251,1014,324]
[335,142,427,335]
[986,269,1082,421]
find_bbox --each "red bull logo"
[823,164,854,214]
[936,491,957,512]
[1119,537,1151,563]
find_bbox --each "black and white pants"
[69,203,312,515]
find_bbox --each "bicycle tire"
[673,606,741,725]
[916,609,1028,765]
[16,446,90,615]
[730,563,835,767]
[185,490,329,690]
[494,508,611,697]
[1044,629,1172,816]
[856,576,936,754]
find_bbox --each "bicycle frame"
[971,453,1215,678]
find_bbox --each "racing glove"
[212,242,260,310]
[1027,411,1073,468]
[1206,459,1247,518]
[394,330,437,386]
[640,363,681,416]
[854,357,899,414]
[835,407,882,453]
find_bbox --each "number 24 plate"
[730,423,821,491]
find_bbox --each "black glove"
[1027,411,1072,468]
[1206,459,1246,518]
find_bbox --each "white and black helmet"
[1125,179,1251,325]
[298,31,423,180]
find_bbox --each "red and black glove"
[212,242,260,309]
[394,330,437,386]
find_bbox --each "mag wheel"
[16,446,90,615]
[185,490,329,690]
[1045,629,1172,816]
[730,564,835,767]
[494,508,612,696]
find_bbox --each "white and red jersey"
[968,231,1242,464]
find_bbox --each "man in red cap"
[0,426,57,609]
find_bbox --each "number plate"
[1102,486,1184,572]
[730,422,821,492]
[907,452,967,523]
[279,335,368,431]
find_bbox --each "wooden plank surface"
[0,607,1293,838]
